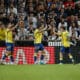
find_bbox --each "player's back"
[34,29,43,44]
[5,28,13,43]
[61,31,70,47]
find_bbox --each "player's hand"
[8,23,13,27]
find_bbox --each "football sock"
[2,54,7,60]
[10,56,14,62]
[34,56,37,62]
[69,55,74,63]
[40,55,44,61]
[60,57,63,63]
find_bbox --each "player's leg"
[43,49,49,64]
[1,50,9,64]
[9,43,14,64]
[34,44,39,64]
[34,53,38,64]
[1,43,14,64]
[59,46,64,64]
[68,53,74,63]
[40,50,45,64]
[67,47,74,64]
[59,52,63,64]
[39,44,45,64]
[1,51,11,64]
[1,43,10,64]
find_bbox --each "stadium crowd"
[0,0,80,41]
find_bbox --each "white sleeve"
[58,23,61,30]
[69,27,72,36]
[13,8,17,15]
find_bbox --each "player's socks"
[10,56,14,62]
[72,59,74,63]
[2,54,7,60]
[40,55,44,64]
[34,56,37,63]
[70,58,74,64]
[59,60,63,64]
[40,55,44,60]
[0,54,7,64]
[69,55,75,64]
[59,57,63,64]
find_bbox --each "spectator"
[65,5,75,17]
[58,17,68,30]
[8,13,17,24]
[28,13,37,29]
[69,22,78,38]
[76,18,80,39]
[64,0,75,8]
[27,22,34,40]
[16,20,28,40]
[7,4,17,15]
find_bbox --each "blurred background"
[0,0,80,41]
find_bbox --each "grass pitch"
[0,64,80,80]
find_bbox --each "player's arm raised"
[10,23,18,31]
[7,23,18,32]
[39,25,48,33]
[53,27,61,36]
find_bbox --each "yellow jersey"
[60,31,70,47]
[34,29,43,44]
[5,28,14,43]
[0,28,5,40]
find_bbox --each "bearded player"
[34,23,47,64]
[53,26,75,64]
[1,23,18,64]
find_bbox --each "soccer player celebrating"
[53,26,75,64]
[1,23,18,64]
[34,23,47,64]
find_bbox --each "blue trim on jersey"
[34,43,44,53]
[6,43,14,51]
[60,46,71,54]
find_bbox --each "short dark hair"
[37,22,41,29]
[60,26,66,30]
